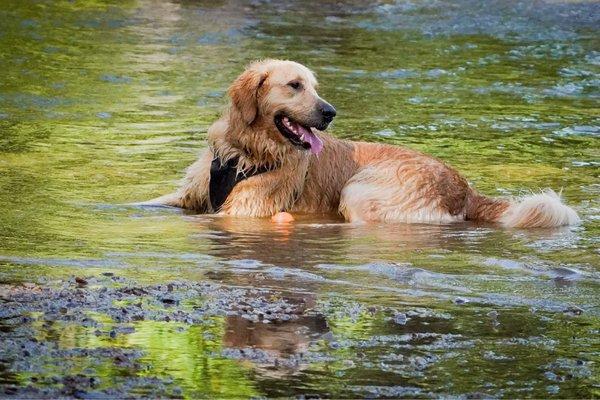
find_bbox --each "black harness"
[209,156,272,211]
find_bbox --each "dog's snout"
[320,102,337,122]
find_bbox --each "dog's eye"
[287,81,302,90]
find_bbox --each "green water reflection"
[0,0,599,397]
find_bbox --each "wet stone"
[392,312,409,325]
[75,277,88,287]
[546,385,560,394]
[563,306,583,316]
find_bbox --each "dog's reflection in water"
[220,288,330,376]
[223,314,329,356]
[223,290,328,355]
[189,213,502,268]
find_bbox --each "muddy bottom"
[0,271,597,399]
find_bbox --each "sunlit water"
[0,0,599,398]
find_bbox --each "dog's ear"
[228,68,267,125]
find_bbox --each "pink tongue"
[297,125,324,155]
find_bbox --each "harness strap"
[209,156,272,211]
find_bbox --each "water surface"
[0,0,599,398]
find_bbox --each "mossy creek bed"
[0,0,599,398]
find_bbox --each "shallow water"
[0,0,599,398]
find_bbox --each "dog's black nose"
[320,103,337,122]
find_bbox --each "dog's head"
[228,59,336,155]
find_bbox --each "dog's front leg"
[219,162,307,218]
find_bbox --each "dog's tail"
[466,189,580,228]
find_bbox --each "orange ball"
[271,211,295,223]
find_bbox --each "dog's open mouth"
[274,115,324,155]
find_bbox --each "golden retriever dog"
[145,59,579,228]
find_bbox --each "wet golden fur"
[148,60,579,228]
